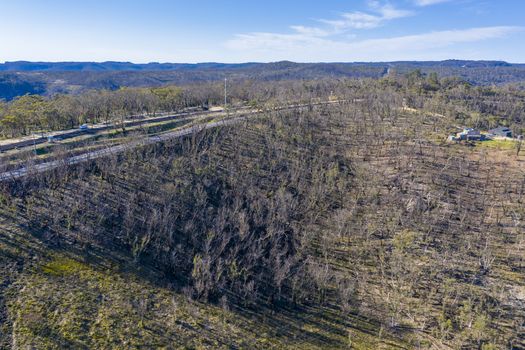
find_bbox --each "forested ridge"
[2,59,525,101]
[0,72,525,349]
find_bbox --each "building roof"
[458,128,480,135]
[489,126,511,133]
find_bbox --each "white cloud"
[223,1,521,63]
[370,2,414,20]
[321,3,413,31]
[290,26,332,37]
[322,13,381,30]
[414,0,453,6]
[225,26,522,62]
[351,26,520,51]
[285,2,413,42]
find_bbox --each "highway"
[0,118,240,181]
[0,100,345,182]
[0,107,227,153]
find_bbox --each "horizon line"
[1,59,523,65]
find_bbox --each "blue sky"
[0,0,523,63]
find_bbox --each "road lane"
[0,100,345,181]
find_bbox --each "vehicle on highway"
[80,124,89,131]
[47,136,62,143]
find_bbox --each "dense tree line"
[0,79,346,138]
[0,86,190,138]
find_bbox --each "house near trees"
[448,126,519,143]
[449,128,484,141]
[488,126,513,138]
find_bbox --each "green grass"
[6,253,354,349]
[0,203,408,350]
[2,232,397,350]
[477,139,518,150]
[41,257,90,277]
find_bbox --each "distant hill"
[0,74,46,100]
[0,61,261,72]
[0,60,520,72]
[1,60,525,100]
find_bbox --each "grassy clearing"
[5,252,376,349]
[477,139,518,150]
[0,224,397,350]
